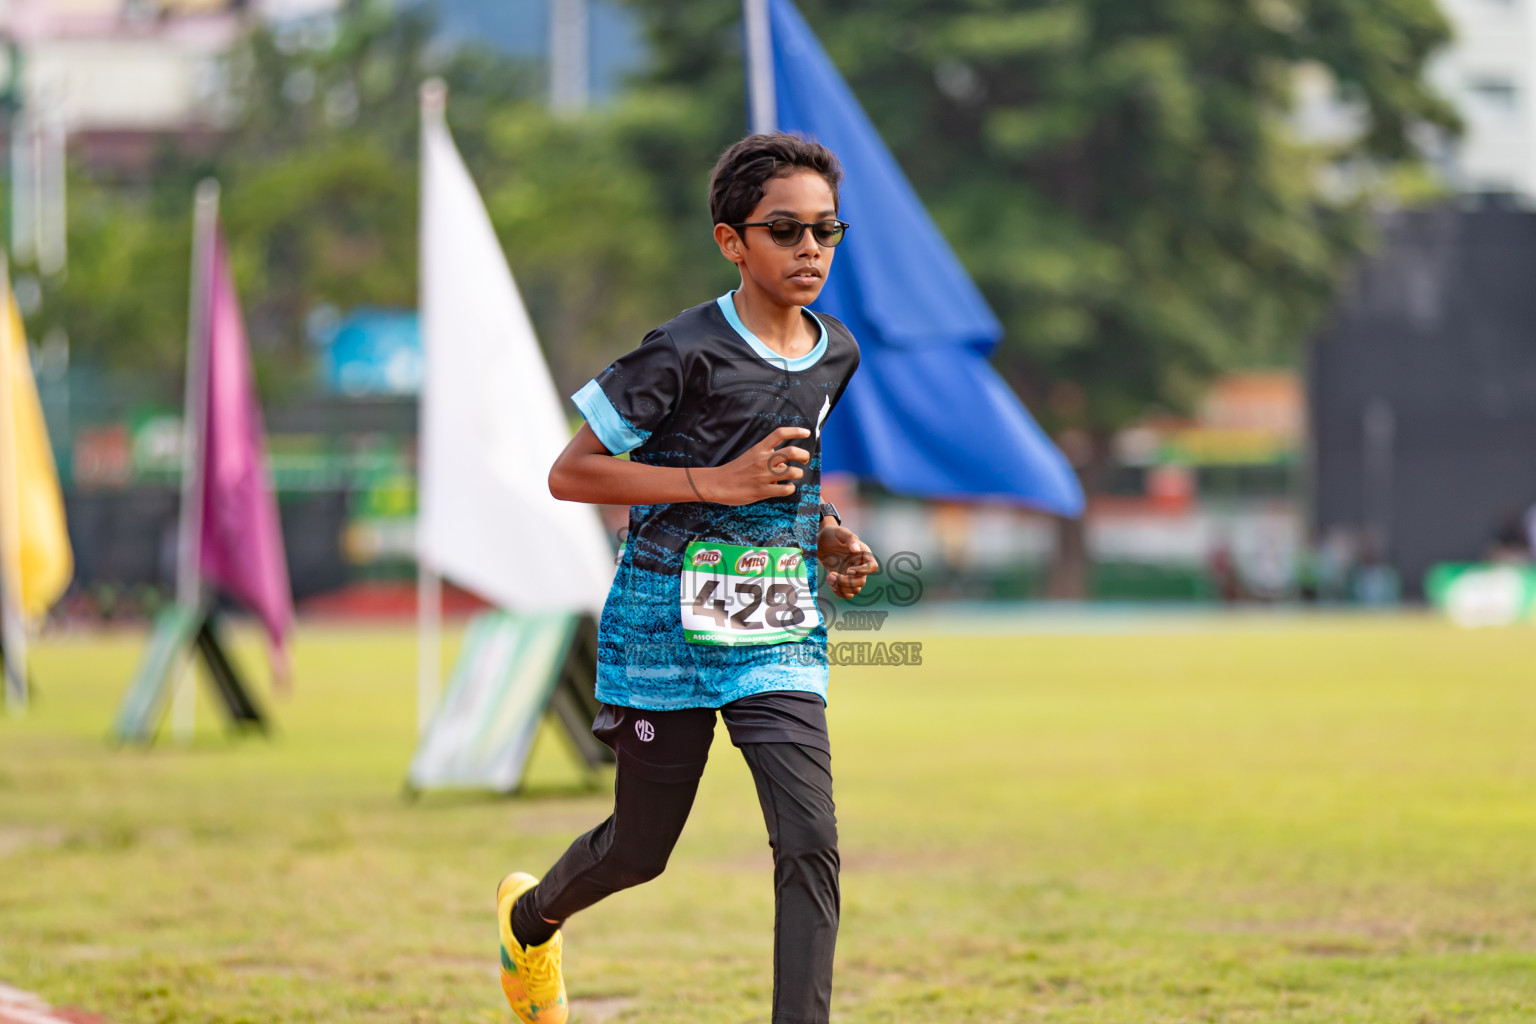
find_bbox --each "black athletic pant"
[516,697,839,1024]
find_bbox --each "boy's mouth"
[789,267,822,281]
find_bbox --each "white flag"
[418,99,613,613]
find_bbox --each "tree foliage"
[621,0,1458,439]
[36,0,1456,434]
[32,3,537,395]
[42,180,192,378]
[36,1,729,400]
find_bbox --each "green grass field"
[3,614,1535,1023]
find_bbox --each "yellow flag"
[0,285,72,620]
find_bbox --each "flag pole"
[0,255,28,713]
[416,79,447,735]
[549,0,590,113]
[173,179,220,743]
[417,562,441,735]
[744,0,776,134]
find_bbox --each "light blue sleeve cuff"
[573,379,647,454]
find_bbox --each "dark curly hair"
[708,132,843,228]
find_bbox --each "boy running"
[496,132,876,1024]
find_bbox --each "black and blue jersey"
[572,291,860,710]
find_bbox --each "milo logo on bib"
[681,540,819,646]
[735,550,771,575]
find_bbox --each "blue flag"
[753,0,1084,515]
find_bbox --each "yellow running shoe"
[497,872,568,1024]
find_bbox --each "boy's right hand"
[696,426,811,505]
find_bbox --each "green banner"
[113,603,200,743]
[407,611,579,793]
[1425,563,1536,628]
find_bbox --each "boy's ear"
[714,222,746,264]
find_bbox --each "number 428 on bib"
[680,542,820,646]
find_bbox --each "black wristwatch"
[819,501,842,525]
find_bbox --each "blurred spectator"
[1487,509,1530,564]
[1314,528,1357,604]
[1242,532,1292,602]
[1351,533,1401,605]
[1296,538,1321,603]
[1208,539,1242,603]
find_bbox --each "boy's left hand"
[817,523,879,599]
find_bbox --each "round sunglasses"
[731,217,851,248]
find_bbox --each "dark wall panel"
[63,489,352,604]
[1311,209,1536,597]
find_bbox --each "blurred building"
[1310,208,1536,600]
[0,0,246,173]
[1293,0,1536,202]
[1427,0,1535,199]
[1294,4,1536,602]
[0,0,641,172]
[409,0,642,105]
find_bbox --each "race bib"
[680,542,820,645]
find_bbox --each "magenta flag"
[197,228,293,662]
